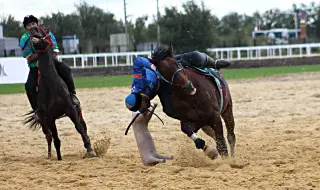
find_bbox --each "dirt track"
[1,72,320,190]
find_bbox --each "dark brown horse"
[23,26,96,160]
[149,44,236,159]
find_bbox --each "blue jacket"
[131,56,160,100]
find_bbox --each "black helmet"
[23,15,38,28]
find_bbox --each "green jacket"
[19,31,59,68]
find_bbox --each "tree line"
[1,1,319,54]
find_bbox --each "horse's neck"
[38,50,57,77]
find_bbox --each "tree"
[1,0,320,54]
[159,1,218,53]
[0,14,24,38]
[131,15,148,50]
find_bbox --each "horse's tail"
[23,110,41,131]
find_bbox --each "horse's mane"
[151,45,172,61]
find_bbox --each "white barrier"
[1,43,320,84]
[0,57,29,84]
[57,51,151,68]
[206,43,320,60]
[55,43,320,68]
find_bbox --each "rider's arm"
[19,35,37,62]
[132,56,152,92]
[49,32,59,53]
[134,56,152,69]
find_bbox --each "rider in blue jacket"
[124,56,160,113]
[124,49,231,115]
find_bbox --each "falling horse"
[24,26,96,160]
[148,44,236,160]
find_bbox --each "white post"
[73,57,76,67]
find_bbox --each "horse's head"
[149,43,196,95]
[29,26,53,52]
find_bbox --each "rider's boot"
[64,74,81,112]
[205,55,231,70]
[55,59,82,112]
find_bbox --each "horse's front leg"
[37,103,53,159]
[40,119,52,159]
[180,121,218,160]
[132,104,173,166]
[47,121,62,160]
[180,121,205,149]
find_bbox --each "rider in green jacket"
[20,15,81,120]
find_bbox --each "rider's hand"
[150,64,157,71]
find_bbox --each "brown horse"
[149,44,236,159]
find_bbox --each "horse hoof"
[204,145,219,160]
[86,150,97,158]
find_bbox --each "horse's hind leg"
[210,112,228,158]
[67,107,96,158]
[221,101,236,157]
[49,121,62,160]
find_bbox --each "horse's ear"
[168,43,173,57]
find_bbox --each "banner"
[0,57,29,84]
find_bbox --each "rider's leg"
[53,59,80,109]
[204,54,231,70]
[179,51,230,70]
[25,67,40,119]
[177,51,206,68]
[25,67,38,110]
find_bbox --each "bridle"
[157,58,187,87]
[29,26,53,53]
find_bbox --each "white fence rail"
[57,51,151,68]
[56,43,320,68]
[207,43,320,60]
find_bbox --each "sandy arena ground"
[1,72,320,190]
